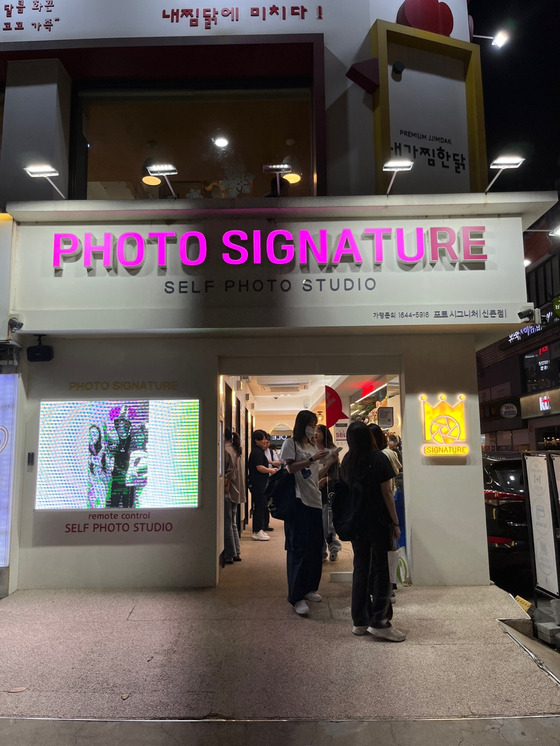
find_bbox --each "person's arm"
[285,448,329,474]
[380,479,401,542]
[256,464,277,475]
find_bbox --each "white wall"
[401,334,489,585]
[14,337,221,589]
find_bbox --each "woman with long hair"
[340,420,405,641]
[87,424,109,509]
[280,410,330,615]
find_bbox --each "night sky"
[468,0,559,193]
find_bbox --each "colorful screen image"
[36,399,199,510]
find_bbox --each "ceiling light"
[549,225,560,238]
[523,259,531,267]
[282,154,302,184]
[213,136,229,148]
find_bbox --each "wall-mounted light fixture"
[142,161,178,198]
[383,159,414,195]
[473,30,509,47]
[24,164,65,199]
[485,155,524,193]
[263,163,291,196]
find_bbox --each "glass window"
[80,88,313,200]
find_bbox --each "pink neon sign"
[52,226,487,269]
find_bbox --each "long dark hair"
[89,425,102,455]
[292,410,318,445]
[340,421,378,484]
[368,423,387,451]
[231,431,242,457]
[315,424,333,449]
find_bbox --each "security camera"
[517,305,541,324]
[8,315,23,333]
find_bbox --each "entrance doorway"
[219,372,404,575]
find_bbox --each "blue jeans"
[224,497,241,558]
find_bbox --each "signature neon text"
[52,227,487,269]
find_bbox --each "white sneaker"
[367,625,406,642]
[293,600,309,615]
[252,531,270,541]
[390,591,397,604]
[304,591,322,603]
[352,626,368,636]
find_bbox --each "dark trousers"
[251,489,267,533]
[284,497,323,605]
[351,535,393,628]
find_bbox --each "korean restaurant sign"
[12,215,527,333]
[0,1,471,44]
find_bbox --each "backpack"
[265,467,296,521]
[331,478,366,541]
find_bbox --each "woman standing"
[224,429,245,563]
[340,421,405,641]
[280,410,329,615]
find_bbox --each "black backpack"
[265,467,296,521]
[331,478,366,541]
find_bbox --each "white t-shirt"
[280,437,322,509]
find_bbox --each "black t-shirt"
[342,450,395,543]
[248,447,269,493]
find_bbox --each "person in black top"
[247,429,278,541]
[339,421,405,642]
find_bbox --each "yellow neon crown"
[420,394,466,444]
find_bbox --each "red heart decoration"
[396,0,454,37]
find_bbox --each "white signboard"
[388,45,469,193]
[0,1,470,46]
[525,454,559,597]
[11,213,527,333]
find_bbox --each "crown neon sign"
[420,394,469,456]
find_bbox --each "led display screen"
[36,399,199,510]
[0,375,18,566]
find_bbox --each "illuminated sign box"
[36,399,199,510]
[420,394,469,456]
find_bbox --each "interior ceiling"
[245,374,399,416]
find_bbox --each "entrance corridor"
[0,518,559,744]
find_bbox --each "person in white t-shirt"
[280,410,329,616]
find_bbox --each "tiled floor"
[0,520,559,743]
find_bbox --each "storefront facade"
[0,192,554,592]
[0,0,557,593]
